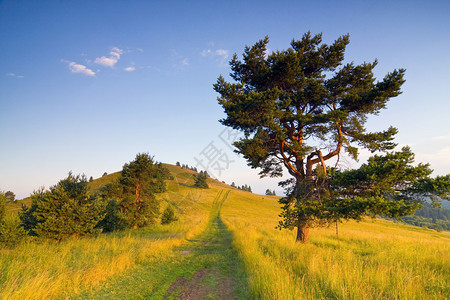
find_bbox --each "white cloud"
[110,47,123,58]
[201,48,229,59]
[65,61,95,76]
[6,72,24,78]
[95,47,123,67]
[200,46,230,66]
[95,56,118,67]
[201,49,212,57]
[215,49,229,59]
[416,146,450,176]
[124,66,135,72]
[181,58,189,66]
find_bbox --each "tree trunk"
[295,175,313,243]
[296,223,309,243]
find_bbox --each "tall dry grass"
[221,190,450,299]
[0,165,220,299]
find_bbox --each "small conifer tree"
[193,173,209,189]
[19,173,106,240]
[0,216,28,247]
[161,205,178,224]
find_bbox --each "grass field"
[1,165,449,299]
[222,190,450,299]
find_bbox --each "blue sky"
[1,0,449,199]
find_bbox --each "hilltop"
[1,164,449,299]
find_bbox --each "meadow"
[222,190,450,299]
[1,165,449,299]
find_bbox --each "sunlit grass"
[2,165,449,299]
[221,190,450,299]
[0,165,217,299]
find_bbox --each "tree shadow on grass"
[176,183,196,188]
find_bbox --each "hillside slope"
[1,164,449,299]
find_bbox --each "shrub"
[0,191,6,223]
[161,205,178,224]
[20,173,106,240]
[96,198,129,232]
[193,173,209,189]
[0,215,28,247]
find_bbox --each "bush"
[20,173,106,240]
[193,173,209,189]
[19,203,38,235]
[96,198,129,232]
[0,191,6,223]
[0,216,28,248]
[5,191,15,202]
[161,205,178,224]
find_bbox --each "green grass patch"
[73,190,251,299]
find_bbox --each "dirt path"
[165,190,250,299]
[72,190,251,299]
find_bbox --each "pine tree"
[161,205,178,224]
[95,198,128,232]
[19,173,106,240]
[97,154,171,231]
[215,32,414,242]
[316,147,450,223]
[193,173,209,189]
[120,153,163,228]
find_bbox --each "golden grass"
[2,165,449,299]
[221,190,450,299]
[0,165,218,300]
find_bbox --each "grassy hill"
[1,164,449,299]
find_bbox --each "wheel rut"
[166,190,248,299]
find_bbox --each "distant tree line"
[230,182,252,192]
[395,202,450,232]
[176,161,199,173]
[175,162,211,189]
[265,189,276,196]
[0,153,179,246]
[414,202,450,220]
